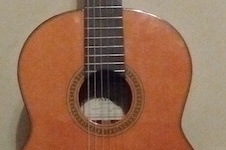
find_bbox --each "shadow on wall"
[16,107,30,150]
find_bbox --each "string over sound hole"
[79,70,132,125]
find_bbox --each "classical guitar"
[18,0,193,149]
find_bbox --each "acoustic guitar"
[18,0,193,149]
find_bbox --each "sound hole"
[79,70,132,125]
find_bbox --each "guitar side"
[18,10,193,149]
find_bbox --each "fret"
[85,45,123,49]
[86,47,123,55]
[86,56,124,63]
[85,64,124,73]
[85,69,125,73]
[85,38,123,46]
[85,28,122,37]
[86,18,122,27]
[85,70,97,73]
[85,17,122,20]
[85,62,125,65]
[85,0,122,7]
[85,8,122,18]
[85,27,123,30]
[86,54,124,57]
[114,70,125,73]
[85,6,122,9]
[85,36,123,39]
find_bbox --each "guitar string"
[93,0,97,149]
[112,1,119,149]
[86,0,90,150]
[107,0,117,149]
[99,0,104,149]
[112,0,115,148]
[118,0,124,149]
[120,1,124,149]
[107,0,111,148]
[86,0,91,149]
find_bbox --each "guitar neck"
[84,0,125,75]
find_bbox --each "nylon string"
[98,0,105,149]
[107,0,111,148]
[94,0,97,149]
[85,0,91,150]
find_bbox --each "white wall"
[1,0,226,149]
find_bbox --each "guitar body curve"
[18,10,192,150]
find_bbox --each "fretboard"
[84,0,124,75]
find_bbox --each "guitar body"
[18,10,192,150]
